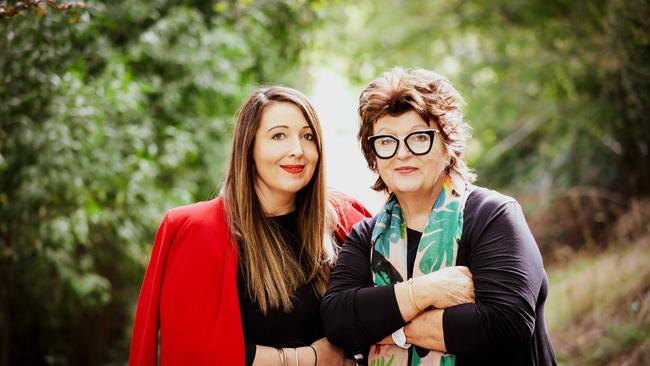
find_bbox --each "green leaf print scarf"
[369,177,469,366]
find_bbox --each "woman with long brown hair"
[129,86,370,366]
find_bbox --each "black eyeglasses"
[368,129,439,159]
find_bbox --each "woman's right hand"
[419,266,475,309]
[311,337,346,366]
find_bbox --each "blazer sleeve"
[128,200,245,366]
[129,211,177,366]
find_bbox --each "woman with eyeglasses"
[321,68,556,366]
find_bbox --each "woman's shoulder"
[164,196,226,229]
[327,189,373,242]
[463,185,532,243]
[350,215,379,237]
[327,190,372,217]
[466,185,520,214]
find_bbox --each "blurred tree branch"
[0,0,85,18]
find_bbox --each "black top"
[321,186,557,366]
[238,211,324,366]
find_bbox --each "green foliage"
[0,0,328,364]
[2,0,647,364]
[325,0,650,198]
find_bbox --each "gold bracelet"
[408,277,424,313]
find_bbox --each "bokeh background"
[1,1,649,365]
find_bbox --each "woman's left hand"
[404,309,446,352]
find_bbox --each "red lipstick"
[281,165,305,174]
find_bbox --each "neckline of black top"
[405,227,422,279]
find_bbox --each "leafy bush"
[0,1,326,363]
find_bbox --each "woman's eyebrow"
[374,127,395,134]
[266,125,289,132]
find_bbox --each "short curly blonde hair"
[358,67,476,192]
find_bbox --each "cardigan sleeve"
[321,218,405,351]
[443,201,545,355]
[128,211,177,366]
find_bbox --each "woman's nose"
[395,141,411,159]
[288,137,304,157]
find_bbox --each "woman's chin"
[390,184,426,197]
[276,178,311,195]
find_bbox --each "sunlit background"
[1,1,648,365]
[311,63,386,213]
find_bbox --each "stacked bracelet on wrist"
[407,278,424,313]
[277,346,316,366]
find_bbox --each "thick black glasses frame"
[368,129,439,159]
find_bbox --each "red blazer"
[129,194,371,366]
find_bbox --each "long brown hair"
[224,86,336,314]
